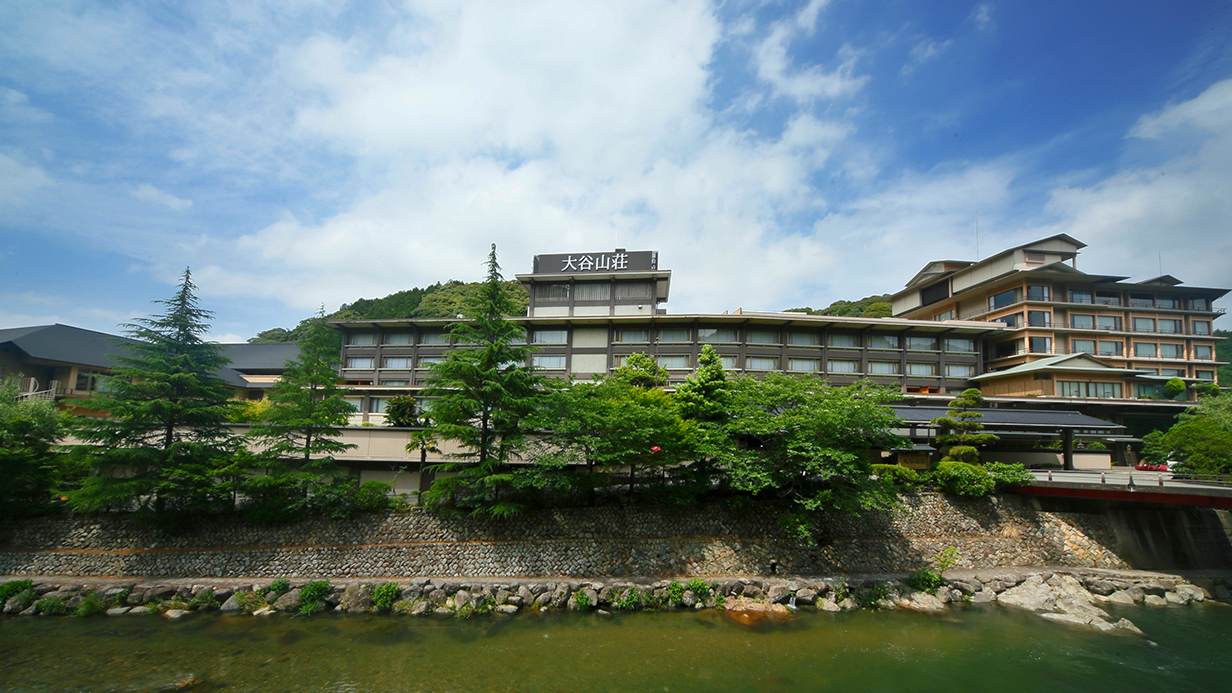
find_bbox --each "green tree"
[672,344,734,494]
[421,245,542,516]
[931,388,999,465]
[0,377,69,517]
[1162,377,1187,400]
[1155,392,1232,475]
[609,352,669,389]
[723,375,904,542]
[68,269,239,515]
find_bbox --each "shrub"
[853,583,888,608]
[873,464,920,488]
[574,591,591,610]
[298,580,332,615]
[905,569,944,592]
[72,592,107,618]
[373,582,400,612]
[190,589,220,611]
[13,588,38,611]
[933,461,994,496]
[268,578,291,599]
[666,582,685,606]
[686,578,711,600]
[35,597,67,615]
[0,579,33,604]
[933,546,961,572]
[236,591,267,614]
[614,587,643,610]
[984,462,1033,489]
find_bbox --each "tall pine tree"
[69,269,238,515]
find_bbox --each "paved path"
[1028,469,1232,495]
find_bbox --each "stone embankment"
[4,569,1228,636]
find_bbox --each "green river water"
[2,603,1229,692]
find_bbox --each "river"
[2,602,1229,692]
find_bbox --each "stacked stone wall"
[0,493,1130,578]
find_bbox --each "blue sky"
[2,0,1231,341]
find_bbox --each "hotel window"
[368,398,388,414]
[934,309,955,321]
[614,282,654,300]
[945,364,976,378]
[944,338,976,353]
[1071,339,1096,355]
[417,356,445,368]
[787,358,819,373]
[658,328,691,343]
[380,379,410,386]
[827,359,859,374]
[1134,343,1157,358]
[1197,370,1215,381]
[788,331,820,346]
[1069,289,1093,304]
[1191,297,1210,311]
[1129,293,1154,308]
[348,332,376,346]
[384,332,413,345]
[867,334,900,349]
[657,355,690,370]
[720,356,738,369]
[1028,311,1051,327]
[1097,315,1122,331]
[989,289,1017,310]
[533,355,566,370]
[1156,296,1179,309]
[1029,337,1052,354]
[1061,382,1122,398]
[699,328,737,343]
[345,357,374,369]
[342,397,363,411]
[1160,368,1186,378]
[906,336,937,351]
[1135,383,1163,399]
[1159,319,1182,334]
[1193,320,1211,335]
[574,283,610,301]
[1026,285,1051,301]
[827,333,859,348]
[75,369,107,392]
[382,357,413,369]
[535,284,570,300]
[532,330,568,344]
[420,332,450,345]
[747,330,780,345]
[906,363,937,376]
[1133,318,1155,333]
[868,361,901,375]
[1098,341,1123,356]
[615,329,649,343]
[745,356,779,371]
[994,339,1023,359]
[1195,345,1214,360]
[994,313,1021,328]
[1095,291,1122,306]
[1160,344,1183,359]
[1070,314,1095,329]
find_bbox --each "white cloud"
[753,1,866,102]
[0,88,52,123]
[132,183,193,210]
[970,3,994,31]
[0,153,52,208]
[902,38,953,76]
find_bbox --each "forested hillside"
[784,294,893,319]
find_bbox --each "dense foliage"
[932,388,999,465]
[0,378,69,517]
[1144,391,1232,475]
[785,294,893,319]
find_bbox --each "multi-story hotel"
[890,234,1226,401]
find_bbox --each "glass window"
[615,329,648,343]
[656,355,690,370]
[1195,345,1213,360]
[699,328,737,343]
[614,282,654,300]
[1069,290,1093,304]
[348,332,376,346]
[1129,293,1154,308]
[905,336,936,350]
[534,284,570,300]
[1160,343,1183,359]
[1092,382,1122,398]
[1193,321,1211,335]
[1062,382,1122,398]
[384,332,413,345]
[1070,314,1095,329]
[1027,285,1051,301]
[1135,383,1162,398]
[1134,343,1157,358]
[867,334,900,349]
[1071,339,1096,354]
[368,398,388,413]
[1097,341,1123,356]
[1095,291,1121,306]
[944,338,975,353]
[1028,311,1051,327]
[345,357,374,369]
[1160,368,1186,378]
[989,289,1017,310]
[994,313,1021,327]
[1029,337,1052,354]
[533,330,568,344]
[720,356,737,369]
[934,309,955,321]
[868,361,901,375]
[747,330,780,345]
[1097,315,1122,331]
[906,362,936,376]
[574,283,610,301]
[1196,370,1215,381]
[382,357,413,369]
[658,328,691,343]
[827,359,858,374]
[417,357,445,368]
[746,356,779,371]
[788,331,820,346]
[787,358,819,372]
[994,339,1023,359]
[1133,318,1155,333]
[1158,319,1181,334]
[945,364,976,378]
[827,333,859,348]
[420,332,450,345]
[1191,297,1210,311]
[533,355,566,369]
[1156,296,1179,309]
[380,379,410,386]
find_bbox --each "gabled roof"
[971,353,1153,381]
[1136,275,1183,286]
[220,343,300,372]
[900,234,1086,290]
[889,404,1123,432]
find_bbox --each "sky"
[2,0,1231,342]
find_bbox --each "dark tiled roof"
[219,343,300,371]
[889,405,1123,431]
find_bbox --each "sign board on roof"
[532,250,658,275]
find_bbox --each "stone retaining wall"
[0,493,1129,578]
